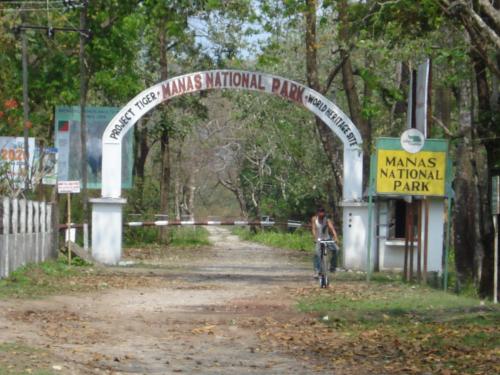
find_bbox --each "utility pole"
[21,21,30,193]
[79,2,89,220]
[13,0,90,195]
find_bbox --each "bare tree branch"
[321,55,348,95]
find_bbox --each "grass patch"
[294,278,500,373]
[0,256,178,299]
[298,283,484,319]
[169,227,210,248]
[0,342,55,374]
[124,226,210,248]
[0,258,86,299]
[233,227,313,251]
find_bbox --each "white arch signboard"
[91,70,364,264]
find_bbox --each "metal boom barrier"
[59,220,309,230]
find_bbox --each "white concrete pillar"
[341,201,375,271]
[90,198,126,265]
[342,148,363,201]
[426,198,445,273]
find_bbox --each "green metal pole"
[443,194,452,291]
[366,154,376,282]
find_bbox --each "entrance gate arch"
[91,70,365,265]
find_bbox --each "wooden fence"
[0,197,56,278]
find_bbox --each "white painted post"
[11,199,18,271]
[40,202,46,232]
[27,201,33,230]
[33,201,40,262]
[2,198,10,277]
[91,198,126,264]
[343,148,363,201]
[46,203,52,231]
[46,203,53,258]
[83,222,89,252]
[19,199,26,233]
[27,201,33,263]
[19,199,26,266]
[40,202,46,261]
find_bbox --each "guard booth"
[365,131,452,279]
[375,197,446,273]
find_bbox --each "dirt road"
[0,227,322,374]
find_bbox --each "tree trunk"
[363,50,374,148]
[134,119,149,181]
[453,81,477,288]
[304,0,344,202]
[174,179,181,220]
[470,49,496,296]
[218,176,248,218]
[392,61,410,123]
[133,119,149,210]
[338,0,370,187]
[435,86,452,130]
[236,188,248,219]
[159,128,170,241]
[173,146,182,220]
[158,25,170,243]
[188,185,195,221]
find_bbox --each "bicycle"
[318,240,337,288]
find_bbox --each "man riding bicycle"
[311,207,339,279]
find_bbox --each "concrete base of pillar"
[341,201,375,271]
[90,197,126,265]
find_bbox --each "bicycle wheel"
[321,247,329,288]
[319,244,328,288]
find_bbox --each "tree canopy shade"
[0,0,498,296]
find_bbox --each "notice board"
[375,138,449,197]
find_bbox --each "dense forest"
[0,0,498,296]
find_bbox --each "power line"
[14,24,90,38]
[0,0,86,11]
[0,1,64,4]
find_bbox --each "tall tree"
[304,0,345,196]
[337,0,370,184]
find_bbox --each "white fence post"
[46,203,54,258]
[2,198,10,277]
[0,199,57,279]
[27,201,33,263]
[11,199,18,272]
[40,202,46,261]
[33,201,40,263]
[19,199,26,267]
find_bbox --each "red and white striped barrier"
[59,220,307,230]
[124,220,306,228]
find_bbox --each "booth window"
[387,199,407,239]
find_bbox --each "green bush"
[124,226,210,248]
[124,226,159,246]
[233,227,313,251]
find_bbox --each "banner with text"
[375,138,449,197]
[0,137,36,188]
[102,70,362,150]
[55,106,133,189]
